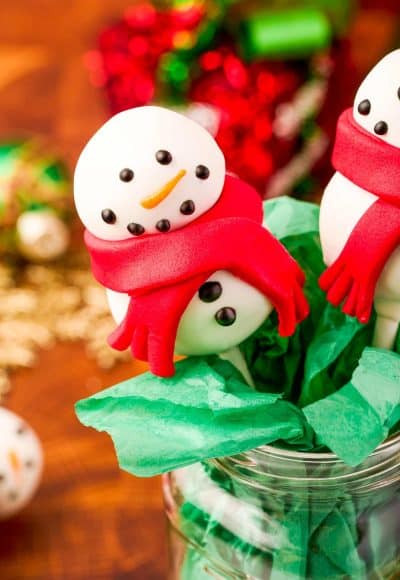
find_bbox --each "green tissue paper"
[76,357,314,477]
[75,196,400,477]
[304,348,400,465]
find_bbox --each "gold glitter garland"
[0,254,130,402]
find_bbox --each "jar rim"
[212,432,400,493]
[254,432,400,463]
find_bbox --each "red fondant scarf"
[320,108,400,322]
[85,175,308,377]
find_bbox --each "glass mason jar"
[163,435,400,579]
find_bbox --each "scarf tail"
[108,274,211,377]
[228,229,308,336]
[320,199,400,322]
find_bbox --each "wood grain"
[0,1,398,578]
[0,1,168,578]
[1,344,168,580]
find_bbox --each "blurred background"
[0,1,399,578]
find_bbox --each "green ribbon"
[239,7,332,60]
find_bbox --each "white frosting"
[0,408,43,520]
[107,270,272,357]
[353,49,400,148]
[106,288,130,326]
[319,172,377,267]
[74,106,225,240]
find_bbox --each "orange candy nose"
[140,169,187,209]
[8,450,21,474]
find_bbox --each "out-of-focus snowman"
[0,407,43,520]
[320,49,400,349]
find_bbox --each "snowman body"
[107,270,272,358]
[0,408,43,519]
[320,172,400,346]
[320,49,400,348]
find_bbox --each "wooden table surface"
[0,2,168,578]
[0,1,398,579]
[0,346,167,580]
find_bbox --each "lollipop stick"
[219,346,255,388]
[373,315,398,351]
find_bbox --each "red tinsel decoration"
[86,3,313,192]
[191,46,304,192]
[85,3,204,113]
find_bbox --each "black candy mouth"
[127,223,145,236]
[104,197,197,238]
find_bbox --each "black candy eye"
[374,121,388,135]
[16,425,27,436]
[358,99,371,115]
[215,307,236,326]
[101,209,116,224]
[398,87,400,100]
[25,459,35,469]
[156,150,172,165]
[119,168,134,182]
[199,281,222,303]
[195,165,210,180]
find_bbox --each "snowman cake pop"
[74,106,308,377]
[319,49,400,349]
[0,408,43,520]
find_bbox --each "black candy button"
[199,281,222,303]
[215,307,236,326]
[357,99,371,115]
[195,165,210,179]
[119,168,134,182]
[156,219,171,233]
[156,150,172,165]
[180,200,195,215]
[16,424,27,436]
[101,208,116,224]
[374,121,388,135]
[127,222,145,236]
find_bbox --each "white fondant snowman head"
[353,49,400,148]
[74,106,226,241]
[0,408,43,520]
